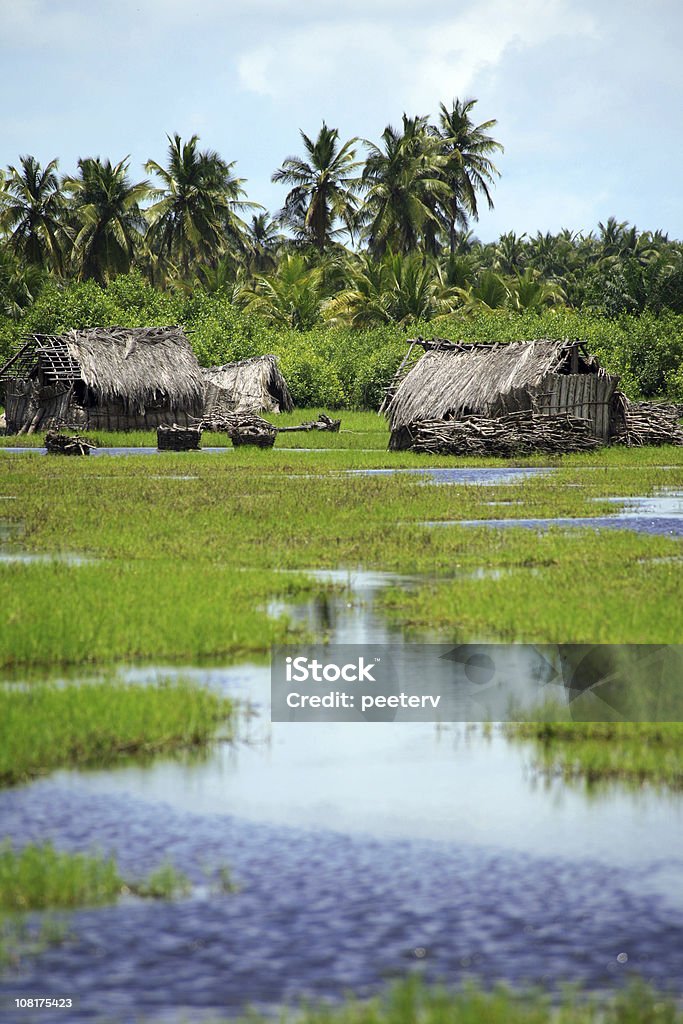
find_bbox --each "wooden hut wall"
[82,402,199,432]
[534,374,616,441]
[5,381,76,435]
[4,383,200,433]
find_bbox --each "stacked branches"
[406,411,602,456]
[617,402,683,447]
[227,413,277,448]
[45,431,95,455]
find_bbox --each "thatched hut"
[0,326,204,434]
[202,354,293,422]
[386,338,623,450]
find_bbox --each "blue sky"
[2,0,682,242]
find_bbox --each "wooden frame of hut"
[0,326,205,434]
[202,354,293,422]
[385,338,624,451]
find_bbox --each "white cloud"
[409,0,596,109]
[235,0,596,117]
[237,49,274,98]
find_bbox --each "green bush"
[1,278,682,406]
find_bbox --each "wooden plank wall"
[536,374,616,441]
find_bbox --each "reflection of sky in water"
[2,572,683,1021]
[422,491,683,536]
[53,668,683,879]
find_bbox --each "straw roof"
[386,339,606,429]
[203,354,293,413]
[2,326,204,409]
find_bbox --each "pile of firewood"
[45,431,96,456]
[615,402,683,447]
[276,413,341,433]
[227,413,277,448]
[200,413,238,432]
[406,411,603,456]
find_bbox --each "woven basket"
[230,430,276,448]
[157,426,202,451]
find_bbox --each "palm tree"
[0,242,44,318]
[272,123,362,251]
[325,251,458,326]
[239,253,325,330]
[493,231,528,274]
[63,157,149,284]
[145,134,253,279]
[360,115,450,257]
[245,213,283,275]
[432,99,503,254]
[456,270,510,311]
[597,217,630,259]
[0,156,68,273]
[508,268,565,310]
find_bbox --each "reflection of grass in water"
[0,842,198,970]
[506,705,683,789]
[0,678,234,786]
[214,977,681,1024]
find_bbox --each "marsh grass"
[217,977,682,1024]
[124,862,192,900]
[506,714,683,789]
[0,411,390,451]
[0,839,121,913]
[1,421,682,666]
[0,678,234,785]
[0,842,122,910]
[0,843,194,911]
[0,843,193,967]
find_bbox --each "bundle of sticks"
[227,413,277,448]
[407,410,602,456]
[615,402,683,447]
[45,431,96,456]
[276,413,341,433]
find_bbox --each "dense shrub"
[1,275,682,408]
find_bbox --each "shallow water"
[0,446,232,457]
[348,466,552,485]
[0,551,94,565]
[422,491,683,537]
[1,577,682,1022]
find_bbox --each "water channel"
[1,570,682,1023]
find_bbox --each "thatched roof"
[386,338,609,429]
[0,326,204,409]
[202,354,293,414]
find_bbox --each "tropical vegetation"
[1,101,682,412]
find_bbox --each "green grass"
[0,840,190,912]
[0,410,390,451]
[1,417,682,666]
[210,977,682,1024]
[0,842,194,968]
[0,842,123,910]
[0,678,234,786]
[506,716,683,789]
